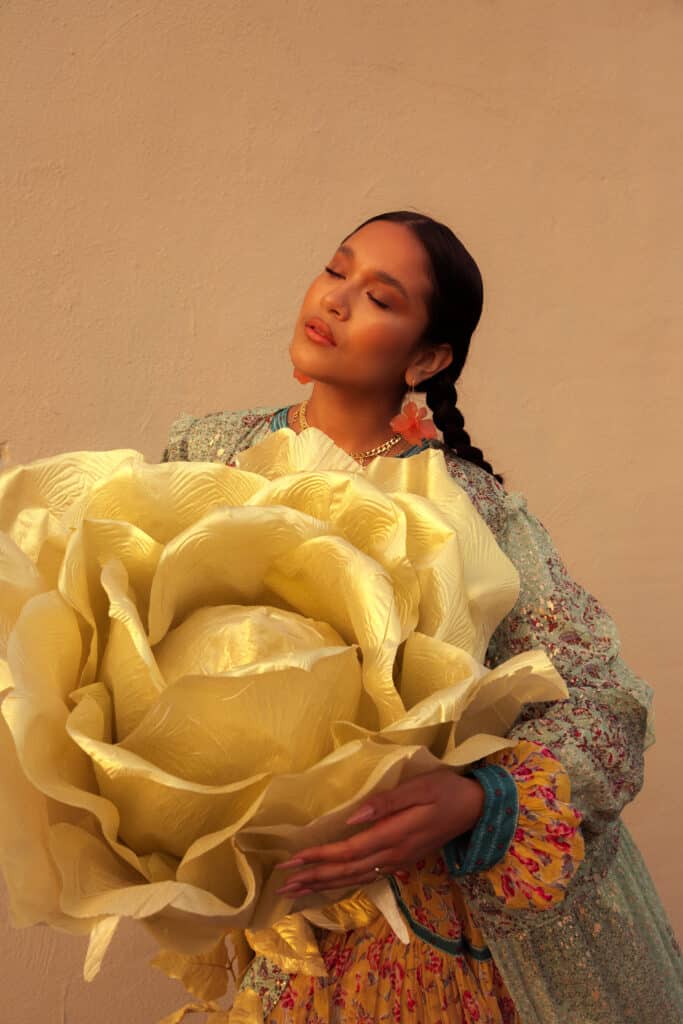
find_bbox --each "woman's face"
[289,220,437,395]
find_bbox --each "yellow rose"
[0,428,566,985]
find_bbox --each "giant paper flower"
[0,428,567,994]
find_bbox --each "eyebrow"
[336,244,410,300]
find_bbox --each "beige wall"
[1,1,681,1020]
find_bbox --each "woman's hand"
[275,768,485,896]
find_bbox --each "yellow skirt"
[263,874,520,1023]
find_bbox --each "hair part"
[343,210,504,485]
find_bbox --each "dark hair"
[342,210,504,485]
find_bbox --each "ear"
[406,344,453,386]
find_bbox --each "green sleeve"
[486,488,653,838]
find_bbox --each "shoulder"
[161,406,284,463]
[432,442,512,538]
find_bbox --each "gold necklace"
[296,401,403,465]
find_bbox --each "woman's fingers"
[345,769,447,825]
[274,771,479,895]
[280,804,430,871]
[275,805,433,893]
[276,846,397,894]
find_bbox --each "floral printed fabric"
[480,741,583,911]
[254,740,583,1023]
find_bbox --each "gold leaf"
[246,914,326,976]
[225,929,255,987]
[152,933,230,1001]
[220,988,263,1023]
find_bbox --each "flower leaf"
[152,933,230,1000]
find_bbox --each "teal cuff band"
[443,763,519,877]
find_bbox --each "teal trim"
[270,407,289,430]
[270,406,431,459]
[397,441,429,459]
[386,876,492,961]
[443,764,519,877]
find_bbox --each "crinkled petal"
[0,532,46,656]
[0,709,74,929]
[66,707,270,858]
[152,604,345,685]
[100,559,166,739]
[451,648,569,748]
[8,589,84,704]
[82,460,265,545]
[234,427,359,477]
[121,647,362,785]
[265,535,405,728]
[58,519,162,685]
[147,506,331,646]
[398,630,485,709]
[50,822,249,922]
[249,473,420,637]
[0,450,141,543]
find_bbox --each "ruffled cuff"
[483,739,585,908]
[443,763,519,875]
[445,740,585,910]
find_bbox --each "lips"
[305,317,336,345]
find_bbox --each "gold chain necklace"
[296,401,403,465]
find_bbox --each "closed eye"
[324,267,390,309]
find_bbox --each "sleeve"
[444,739,585,910]
[485,489,654,840]
[434,462,654,927]
[160,413,198,463]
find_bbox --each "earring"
[389,377,437,445]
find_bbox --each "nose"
[321,281,349,319]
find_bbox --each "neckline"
[270,405,432,459]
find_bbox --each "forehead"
[338,221,432,305]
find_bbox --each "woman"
[162,211,682,1023]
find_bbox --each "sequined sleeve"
[486,489,653,837]
[160,412,198,463]
[438,451,654,839]
[160,407,279,464]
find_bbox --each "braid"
[341,212,505,485]
[424,370,504,486]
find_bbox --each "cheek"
[354,318,414,362]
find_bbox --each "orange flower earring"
[390,377,438,446]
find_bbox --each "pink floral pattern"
[261,740,583,1022]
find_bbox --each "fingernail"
[346,806,374,825]
[276,857,306,870]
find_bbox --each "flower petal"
[99,559,166,740]
[121,646,362,785]
[265,535,406,728]
[147,506,330,646]
[0,532,46,656]
[152,604,345,685]
[235,427,359,477]
[59,519,162,687]
[82,461,264,546]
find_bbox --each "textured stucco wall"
[1,1,681,1020]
